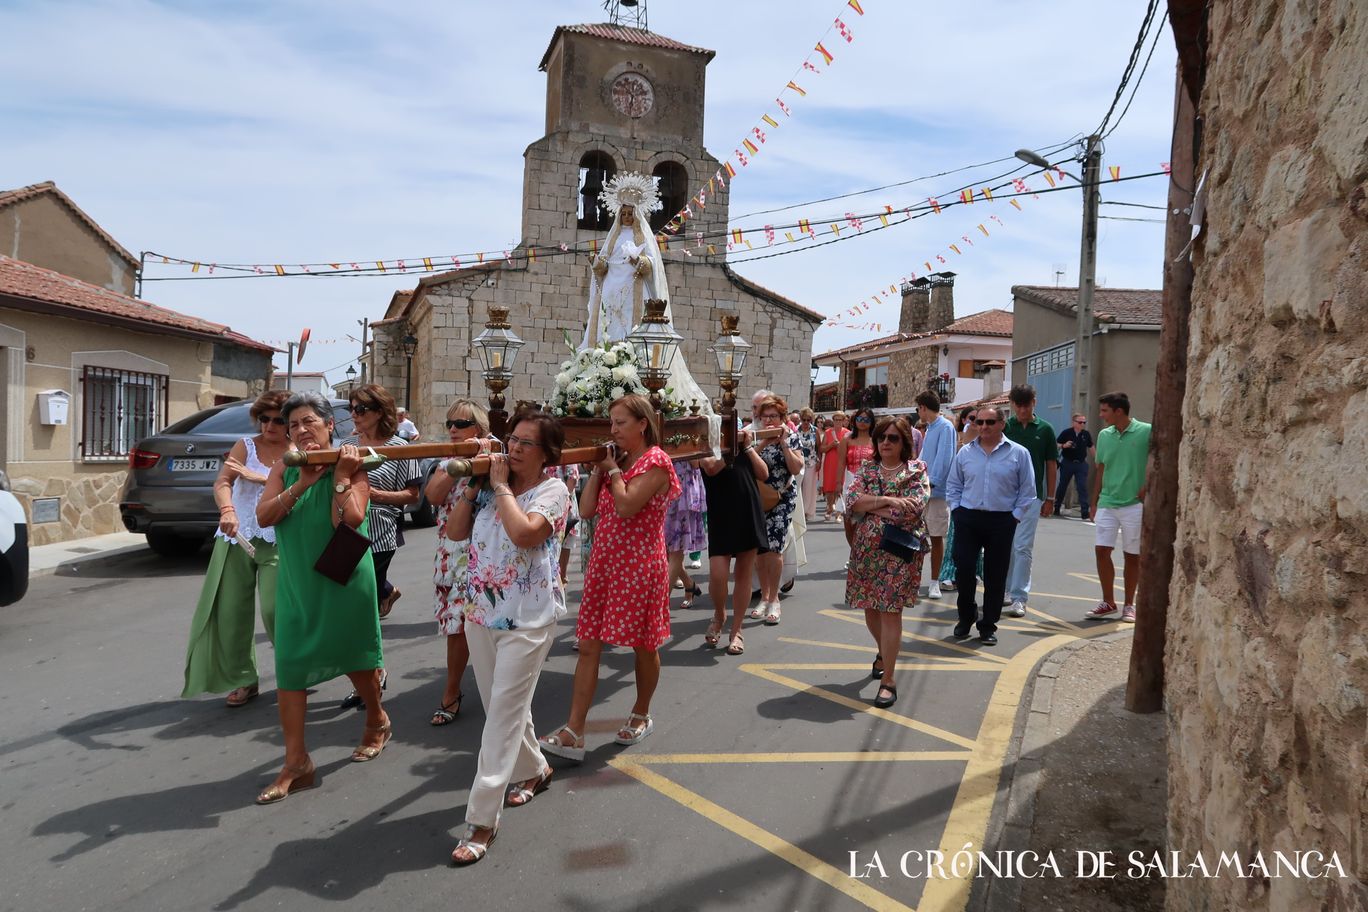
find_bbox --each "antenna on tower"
[603,0,647,29]
[1051,262,1066,287]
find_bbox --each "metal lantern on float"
[627,298,683,411]
[710,312,751,384]
[472,305,525,416]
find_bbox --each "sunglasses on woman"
[879,433,904,443]
[855,416,871,424]
[446,418,476,430]
[259,415,286,426]
[351,404,377,415]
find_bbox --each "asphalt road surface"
[1,514,1127,912]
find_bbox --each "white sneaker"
[1002,595,1013,607]
[926,581,942,600]
[1007,601,1027,618]
[685,559,702,569]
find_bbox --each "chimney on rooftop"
[928,271,956,331]
[899,280,931,334]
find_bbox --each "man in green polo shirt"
[1003,384,1058,618]
[1083,391,1152,623]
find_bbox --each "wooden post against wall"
[1126,65,1198,713]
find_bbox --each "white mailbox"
[38,390,71,426]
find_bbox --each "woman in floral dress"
[794,409,820,521]
[540,395,680,761]
[664,459,707,607]
[425,399,495,726]
[443,411,569,865]
[751,393,804,625]
[845,415,930,710]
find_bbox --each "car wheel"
[146,530,208,557]
[409,496,437,527]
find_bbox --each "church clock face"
[610,72,654,119]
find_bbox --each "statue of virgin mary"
[582,172,712,413]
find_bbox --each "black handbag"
[314,521,372,585]
[876,474,920,562]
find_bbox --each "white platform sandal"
[538,725,586,762]
[614,713,654,746]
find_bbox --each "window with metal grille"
[81,366,169,461]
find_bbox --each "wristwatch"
[334,481,351,495]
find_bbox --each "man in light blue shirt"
[916,391,957,600]
[944,405,1036,644]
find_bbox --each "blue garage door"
[1026,343,1075,432]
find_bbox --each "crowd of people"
[179,379,1149,864]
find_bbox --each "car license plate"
[170,457,219,472]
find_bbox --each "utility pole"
[1126,68,1197,713]
[358,318,369,383]
[1074,134,1103,418]
[285,341,295,392]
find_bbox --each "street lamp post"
[400,333,418,411]
[1016,137,1102,417]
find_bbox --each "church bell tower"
[521,14,727,252]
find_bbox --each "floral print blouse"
[461,477,569,630]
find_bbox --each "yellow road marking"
[917,635,1072,911]
[610,759,919,912]
[754,662,999,672]
[1030,590,1106,603]
[1068,571,1102,584]
[625,751,973,764]
[740,665,981,749]
[776,637,988,665]
[1022,606,1084,631]
[900,615,1059,634]
[819,609,1011,664]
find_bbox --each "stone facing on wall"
[8,469,127,546]
[1167,3,1368,911]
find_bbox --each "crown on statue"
[599,172,662,214]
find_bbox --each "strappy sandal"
[505,767,553,807]
[350,719,393,762]
[430,694,462,726]
[726,633,745,655]
[748,601,767,620]
[681,583,703,609]
[379,587,402,619]
[226,684,259,707]
[764,603,782,626]
[614,712,654,746]
[451,825,497,866]
[539,725,586,762]
[255,758,317,805]
[704,619,723,647]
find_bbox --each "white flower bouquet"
[550,340,685,418]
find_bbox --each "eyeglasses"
[855,416,872,423]
[507,434,542,450]
[351,404,377,415]
[259,415,286,426]
[446,418,476,430]
[878,433,904,444]
[975,418,1000,426]
[760,413,783,421]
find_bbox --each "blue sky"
[2,0,1177,385]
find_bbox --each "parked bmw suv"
[119,399,439,557]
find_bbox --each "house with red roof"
[812,273,1013,413]
[1010,285,1162,430]
[0,182,274,544]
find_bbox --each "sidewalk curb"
[29,544,151,580]
[972,628,1135,912]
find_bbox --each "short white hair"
[751,388,773,404]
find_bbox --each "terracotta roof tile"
[539,23,715,69]
[0,181,139,268]
[0,255,273,352]
[943,308,1013,336]
[814,308,1014,360]
[1012,285,1162,325]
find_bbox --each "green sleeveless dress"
[273,467,383,691]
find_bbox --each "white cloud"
[2,0,1177,380]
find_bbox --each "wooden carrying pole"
[282,440,503,467]
[444,426,784,478]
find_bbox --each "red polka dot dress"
[576,446,680,649]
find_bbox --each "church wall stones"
[1166,3,1368,910]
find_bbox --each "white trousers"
[464,621,555,828]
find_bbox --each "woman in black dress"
[697,428,769,655]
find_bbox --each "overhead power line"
[1094,0,1163,138]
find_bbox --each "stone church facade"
[367,23,823,436]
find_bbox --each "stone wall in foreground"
[1166,2,1368,911]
